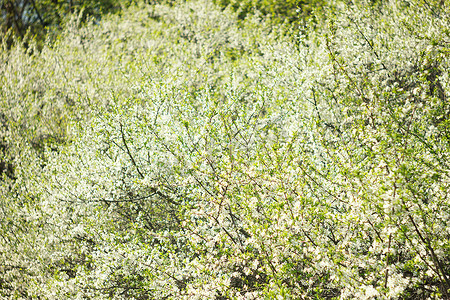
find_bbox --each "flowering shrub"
[0,0,449,299]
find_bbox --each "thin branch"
[29,0,46,28]
[119,122,144,179]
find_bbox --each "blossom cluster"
[0,0,449,299]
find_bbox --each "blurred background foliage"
[1,0,327,49]
[213,0,326,27]
[0,0,123,48]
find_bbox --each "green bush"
[213,0,326,27]
[1,0,449,298]
[0,0,126,49]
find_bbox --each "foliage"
[212,0,327,29]
[1,0,449,299]
[0,0,125,48]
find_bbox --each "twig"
[119,122,144,179]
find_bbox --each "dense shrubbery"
[212,0,326,26]
[0,0,128,49]
[1,0,449,299]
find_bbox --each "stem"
[119,122,144,179]
[30,0,45,28]
[384,233,392,289]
